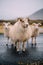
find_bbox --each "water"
[0,34,43,65]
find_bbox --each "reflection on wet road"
[0,34,43,65]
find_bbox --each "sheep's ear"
[38,23,41,26]
[32,23,36,26]
[17,18,20,21]
[3,22,5,24]
[26,17,30,21]
[3,22,5,25]
[20,18,23,22]
[17,17,23,22]
[28,18,30,22]
[8,22,10,25]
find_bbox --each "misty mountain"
[29,9,43,20]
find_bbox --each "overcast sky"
[0,0,43,20]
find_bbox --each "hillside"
[29,9,43,20]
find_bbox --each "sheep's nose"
[5,27,7,29]
[5,27,8,29]
[36,28,38,30]
[26,24,28,27]
[35,27,38,30]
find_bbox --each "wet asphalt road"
[0,34,43,65]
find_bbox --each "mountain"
[29,9,43,20]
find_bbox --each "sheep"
[31,23,41,46]
[20,18,32,51]
[3,22,10,38]
[3,22,13,46]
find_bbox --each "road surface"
[0,34,43,65]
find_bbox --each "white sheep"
[3,22,13,46]
[31,23,41,46]
[20,18,32,51]
[3,22,10,38]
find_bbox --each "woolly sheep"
[3,22,13,46]
[31,23,41,46]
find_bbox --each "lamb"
[31,23,41,46]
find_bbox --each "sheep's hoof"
[6,44,8,47]
[11,44,14,48]
[22,51,25,53]
[31,43,33,46]
[17,48,20,52]
[22,48,25,52]
[15,46,16,50]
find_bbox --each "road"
[0,34,43,65]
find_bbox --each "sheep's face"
[32,23,41,30]
[20,18,29,28]
[3,22,10,30]
[35,24,39,30]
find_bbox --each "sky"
[0,0,43,20]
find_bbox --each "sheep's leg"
[11,44,14,49]
[6,37,9,47]
[16,41,20,52]
[32,37,36,46]
[31,37,33,46]
[22,42,26,52]
[35,37,36,46]
[14,41,17,50]
[32,37,36,45]
[9,39,14,48]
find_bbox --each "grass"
[0,26,4,33]
[41,26,43,28]
[0,29,4,33]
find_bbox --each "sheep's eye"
[28,19,30,21]
[20,19,22,21]
[21,21,24,23]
